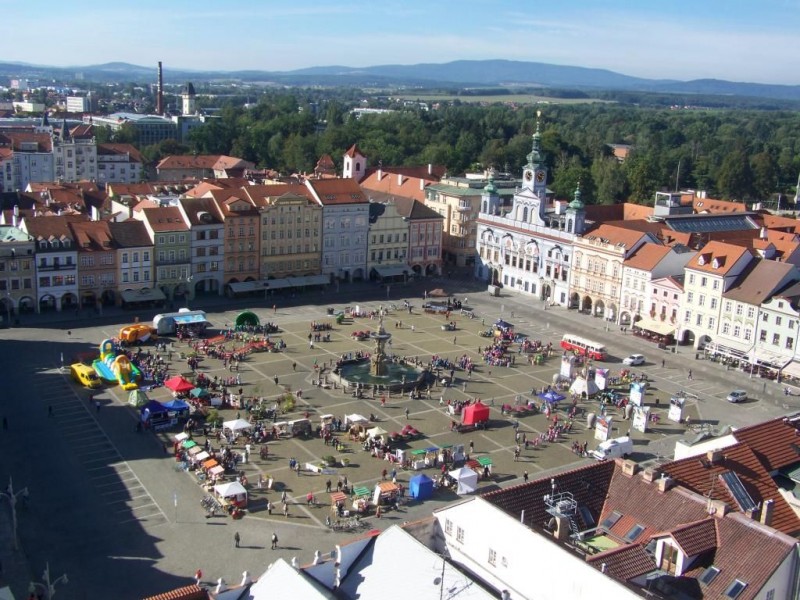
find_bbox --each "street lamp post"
[184,275,193,309]
[4,291,11,328]
[28,562,68,599]
[0,477,28,550]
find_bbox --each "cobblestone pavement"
[0,277,794,597]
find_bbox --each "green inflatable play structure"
[235,310,260,329]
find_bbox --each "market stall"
[367,426,388,440]
[213,481,248,508]
[162,398,191,418]
[164,375,195,394]
[409,473,434,500]
[448,467,478,495]
[141,400,172,431]
[223,418,253,436]
[372,481,400,507]
[570,375,599,398]
[344,414,370,427]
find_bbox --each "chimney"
[642,467,659,483]
[313,550,321,565]
[706,450,723,466]
[214,579,226,594]
[760,499,775,527]
[428,163,433,175]
[554,515,571,541]
[397,173,403,186]
[656,474,674,493]
[709,499,729,518]
[378,168,383,181]
[760,226,768,240]
[156,61,163,116]
[240,571,251,586]
[621,459,638,477]
[91,205,100,222]
[420,178,425,191]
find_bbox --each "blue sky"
[2,0,798,84]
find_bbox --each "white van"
[591,436,633,461]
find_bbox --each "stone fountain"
[369,316,392,376]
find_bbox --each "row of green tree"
[116,91,800,205]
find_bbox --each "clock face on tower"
[536,170,546,183]
[524,170,533,182]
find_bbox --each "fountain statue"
[369,315,392,376]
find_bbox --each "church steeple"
[480,168,501,216]
[60,119,70,141]
[522,111,547,197]
[566,181,586,235]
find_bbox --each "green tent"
[128,389,148,407]
[235,311,260,328]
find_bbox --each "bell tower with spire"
[566,182,586,235]
[522,111,547,199]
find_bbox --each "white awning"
[634,317,675,336]
[228,275,329,293]
[748,349,792,369]
[373,265,409,278]
[214,481,247,498]
[121,287,166,303]
[782,360,800,380]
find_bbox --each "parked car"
[623,354,646,366]
[727,390,748,403]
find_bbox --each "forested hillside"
[128,92,800,205]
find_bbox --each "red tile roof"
[623,243,672,271]
[685,240,752,275]
[97,142,145,164]
[306,178,367,205]
[141,207,189,232]
[586,543,653,581]
[693,197,747,213]
[660,443,800,536]
[581,223,654,250]
[733,415,800,471]
[344,144,363,158]
[659,518,718,556]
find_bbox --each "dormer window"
[39,241,47,249]
[698,253,710,266]
[712,258,721,269]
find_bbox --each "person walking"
[469,440,474,454]
[661,358,665,368]
[283,503,289,518]
[194,569,203,585]
[271,532,279,550]
[688,369,693,380]
[234,531,241,548]
[292,361,297,371]
[266,500,272,515]
[404,407,410,420]
[281,490,287,504]
[523,471,529,483]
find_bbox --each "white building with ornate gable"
[476,120,585,306]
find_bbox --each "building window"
[710,298,717,310]
[760,330,768,342]
[488,549,496,567]
[744,328,752,341]
[773,333,780,346]
[687,292,693,304]
[722,322,730,335]
[786,337,794,350]
[701,276,707,287]
[456,527,464,543]
[733,325,740,337]
[776,316,783,326]
[747,307,755,318]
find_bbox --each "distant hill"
[1,59,799,101]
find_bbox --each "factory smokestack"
[156,61,163,115]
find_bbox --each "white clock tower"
[522,111,547,198]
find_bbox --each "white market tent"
[449,467,478,495]
[569,376,599,398]
[345,414,369,426]
[214,481,248,499]
[367,426,388,439]
[223,418,253,432]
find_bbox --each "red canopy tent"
[164,375,194,393]
[462,402,490,425]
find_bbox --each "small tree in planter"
[282,393,296,414]
[321,455,336,467]
[205,407,222,428]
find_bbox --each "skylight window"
[699,566,720,585]
[623,524,645,542]
[599,510,622,530]
[725,579,748,598]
